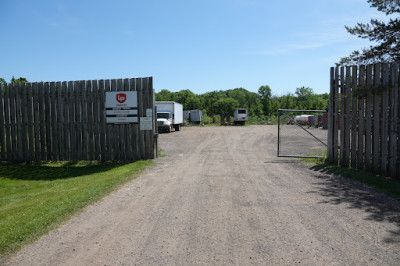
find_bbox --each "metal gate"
[277,109,328,158]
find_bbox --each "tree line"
[1,76,328,119]
[156,86,329,119]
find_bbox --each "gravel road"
[4,126,400,265]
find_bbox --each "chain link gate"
[278,109,328,158]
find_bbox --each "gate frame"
[277,109,328,158]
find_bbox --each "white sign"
[106,109,138,116]
[107,117,138,123]
[106,91,138,108]
[140,117,153,130]
[106,91,138,123]
[146,108,153,117]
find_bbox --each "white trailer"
[155,101,183,132]
[233,108,247,125]
[189,109,202,123]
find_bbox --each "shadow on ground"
[0,161,128,181]
[309,165,400,244]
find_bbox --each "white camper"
[233,109,247,125]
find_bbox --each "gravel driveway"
[4,126,400,265]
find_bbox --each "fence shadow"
[0,161,129,181]
[308,165,400,244]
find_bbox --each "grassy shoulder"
[302,157,400,201]
[0,160,153,257]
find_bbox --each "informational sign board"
[146,108,153,117]
[106,91,138,123]
[140,117,153,130]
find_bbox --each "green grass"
[303,157,400,201]
[0,160,153,256]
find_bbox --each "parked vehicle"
[294,115,311,126]
[189,109,202,123]
[233,108,247,125]
[155,101,183,133]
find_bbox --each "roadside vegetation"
[0,160,153,256]
[156,86,329,125]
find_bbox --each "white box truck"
[155,101,183,133]
[233,108,247,125]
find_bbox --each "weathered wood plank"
[44,82,51,160]
[333,67,339,165]
[357,65,366,169]
[124,78,132,161]
[351,66,358,169]
[33,83,41,161]
[53,82,61,161]
[71,81,79,161]
[9,83,17,161]
[98,80,106,161]
[138,78,145,160]
[327,68,334,162]
[105,80,112,161]
[372,64,381,173]
[66,81,73,160]
[20,83,28,161]
[365,65,373,171]
[49,82,56,160]
[142,78,149,159]
[21,83,29,161]
[92,80,100,161]
[389,63,399,178]
[81,80,88,161]
[26,83,34,161]
[57,82,64,161]
[4,84,11,160]
[342,66,351,167]
[62,82,69,160]
[381,63,390,176]
[16,84,24,161]
[86,81,93,161]
[76,81,83,160]
[130,78,139,161]
[339,67,345,166]
[110,79,118,161]
[38,82,46,160]
[149,77,156,159]
[0,82,5,160]
[396,64,400,178]
[146,77,153,159]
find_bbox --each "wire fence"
[278,109,328,158]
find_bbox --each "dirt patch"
[4,126,400,265]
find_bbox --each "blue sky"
[0,0,385,95]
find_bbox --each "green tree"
[11,76,28,83]
[212,98,239,116]
[249,102,264,117]
[340,0,400,65]
[258,85,272,115]
[155,89,173,101]
[184,95,202,110]
[199,91,225,115]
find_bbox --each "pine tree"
[340,0,400,65]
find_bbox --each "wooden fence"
[327,63,399,178]
[0,77,156,162]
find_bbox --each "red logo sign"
[116,93,126,103]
